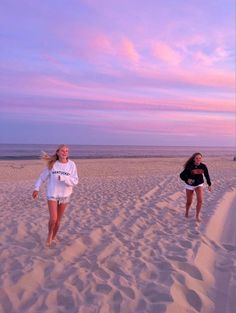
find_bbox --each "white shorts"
[47,196,71,204]
[184,183,203,191]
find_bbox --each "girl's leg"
[185,189,194,217]
[195,187,203,222]
[47,200,58,246]
[52,203,67,241]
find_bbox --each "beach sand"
[0,157,235,313]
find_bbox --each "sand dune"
[0,157,235,313]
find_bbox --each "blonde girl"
[32,144,78,246]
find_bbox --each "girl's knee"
[186,200,192,206]
[55,220,61,227]
[197,199,203,206]
[49,218,57,226]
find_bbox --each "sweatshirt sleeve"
[60,163,79,187]
[204,165,211,186]
[34,168,50,191]
[180,168,190,182]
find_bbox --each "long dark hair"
[184,152,202,169]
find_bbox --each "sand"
[0,157,235,313]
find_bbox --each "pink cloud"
[195,51,215,66]
[184,69,234,89]
[97,36,113,53]
[88,111,235,137]
[177,35,207,50]
[41,54,70,73]
[214,46,228,58]
[194,46,229,66]
[133,64,234,90]
[2,92,235,142]
[173,119,234,137]
[150,34,230,67]
[119,37,140,63]
[152,42,182,65]
[56,26,141,66]
[2,96,234,118]
[86,33,114,54]
[1,71,234,116]
[54,26,114,62]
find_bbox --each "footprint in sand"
[215,258,234,272]
[71,275,84,292]
[10,268,23,284]
[185,289,202,312]
[136,298,147,312]
[176,262,203,280]
[119,286,135,300]
[166,254,187,262]
[0,290,14,313]
[180,239,192,249]
[94,267,110,280]
[222,244,236,252]
[112,291,123,313]
[141,282,173,303]
[149,303,166,313]
[57,287,77,312]
[96,283,112,294]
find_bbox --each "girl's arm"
[59,164,79,187]
[180,168,190,182]
[204,165,211,186]
[34,168,50,191]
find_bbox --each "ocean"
[0,144,235,160]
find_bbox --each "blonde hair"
[41,144,69,169]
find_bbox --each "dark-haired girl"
[180,152,212,222]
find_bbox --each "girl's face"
[57,146,69,161]
[194,154,202,165]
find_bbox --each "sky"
[0,0,235,146]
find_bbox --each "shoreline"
[0,155,234,162]
[0,153,235,161]
[0,155,199,161]
[0,145,235,161]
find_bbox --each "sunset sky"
[0,0,235,146]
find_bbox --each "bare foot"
[45,240,52,247]
[185,213,189,218]
[52,237,60,243]
[46,235,53,247]
[196,217,201,222]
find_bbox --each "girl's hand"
[208,186,212,192]
[187,179,194,185]
[32,190,39,199]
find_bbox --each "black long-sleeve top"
[180,163,211,187]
